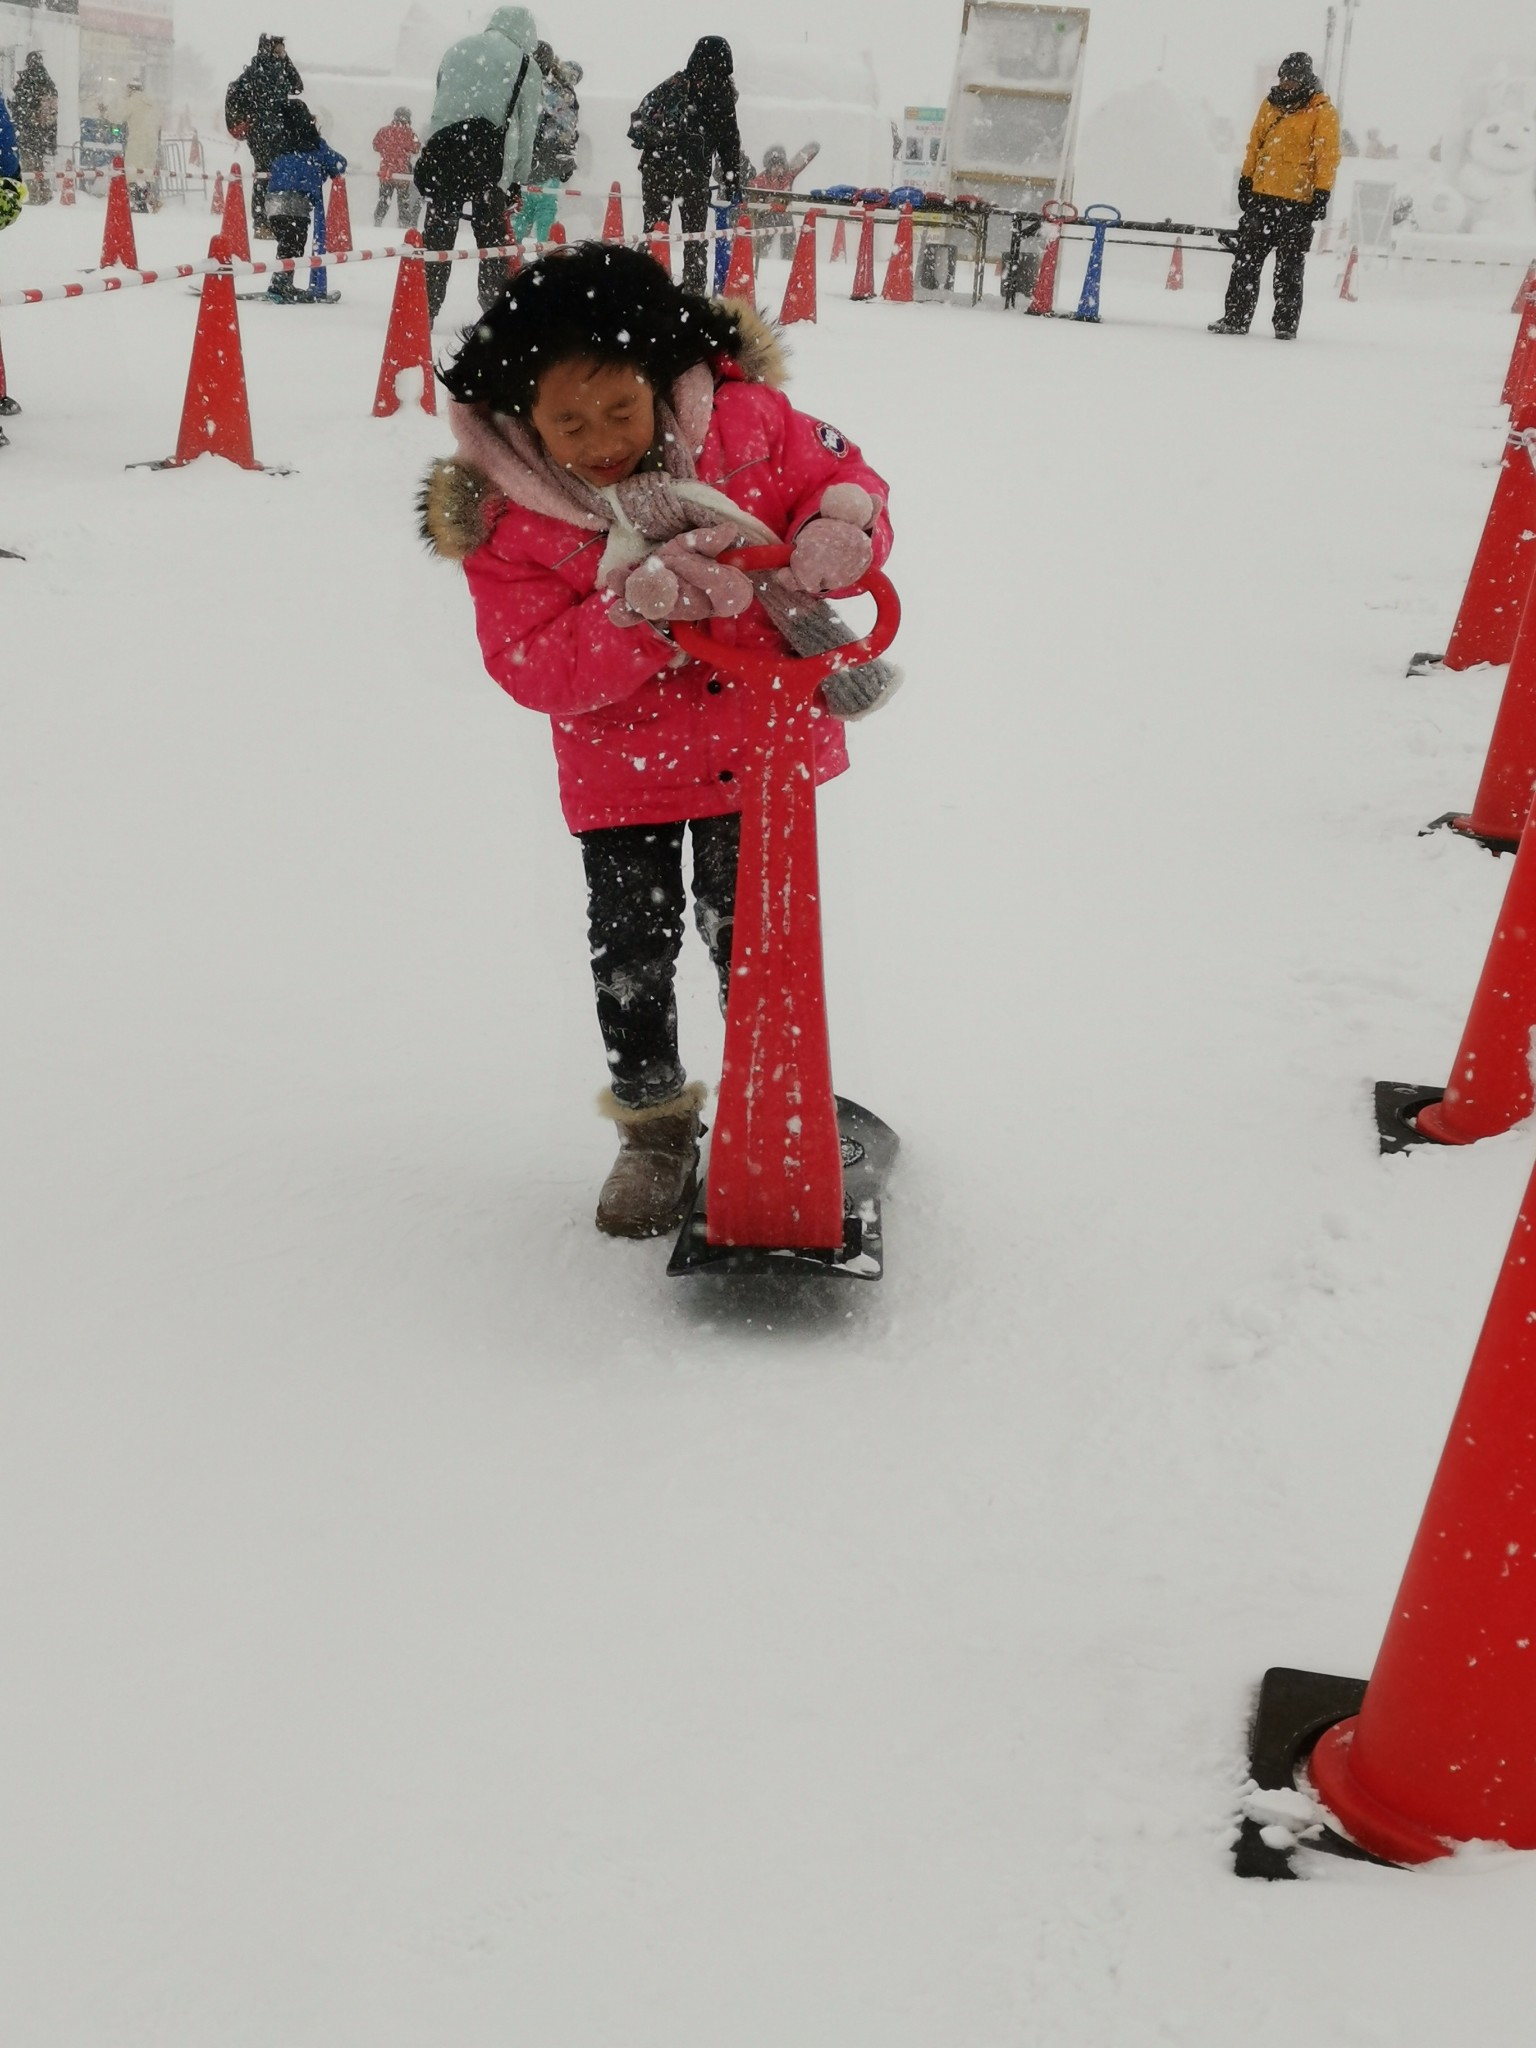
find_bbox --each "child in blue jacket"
[264,98,347,302]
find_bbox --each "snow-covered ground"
[5,192,1536,2043]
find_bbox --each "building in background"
[0,1,82,151]
[80,0,172,112]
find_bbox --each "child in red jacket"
[372,106,420,226]
[421,243,897,1238]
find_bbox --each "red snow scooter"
[666,543,902,1282]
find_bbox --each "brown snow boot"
[594,1082,708,1238]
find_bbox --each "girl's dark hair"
[437,242,744,416]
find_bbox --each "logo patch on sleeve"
[815,421,850,456]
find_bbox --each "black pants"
[580,814,740,1109]
[642,162,712,294]
[1222,196,1314,335]
[417,119,512,321]
[273,212,308,265]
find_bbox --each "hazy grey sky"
[174,0,1536,153]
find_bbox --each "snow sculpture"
[1455,109,1536,234]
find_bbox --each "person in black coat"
[629,37,742,293]
[226,33,304,236]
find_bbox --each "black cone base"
[1420,811,1518,856]
[1373,1081,1448,1154]
[1234,1666,1390,1879]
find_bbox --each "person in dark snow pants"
[1211,52,1341,340]
[417,244,898,1237]
[0,92,23,443]
[227,34,304,238]
[263,100,346,301]
[415,6,544,323]
[630,38,742,294]
[373,108,421,226]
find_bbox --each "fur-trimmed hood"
[419,297,787,562]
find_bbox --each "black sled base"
[668,1096,899,1281]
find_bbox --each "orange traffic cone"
[1411,801,1536,1144]
[1165,237,1185,290]
[880,205,915,302]
[210,168,225,215]
[373,231,437,419]
[101,158,139,269]
[1441,415,1536,671]
[1443,588,1536,851]
[648,223,671,274]
[829,214,848,263]
[721,218,756,305]
[1308,1144,1536,1859]
[150,238,263,471]
[779,211,818,325]
[1513,260,1536,315]
[1025,223,1063,315]
[1503,291,1536,406]
[1339,244,1359,301]
[601,181,625,243]
[547,220,566,246]
[0,320,12,409]
[850,210,876,301]
[325,174,353,257]
[216,164,251,266]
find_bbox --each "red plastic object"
[1025,202,1077,316]
[1165,237,1184,290]
[1413,801,1536,1144]
[829,215,848,263]
[156,238,261,471]
[373,231,436,419]
[850,210,876,301]
[648,223,671,274]
[325,174,353,256]
[881,205,914,302]
[220,162,251,266]
[100,157,139,270]
[601,181,624,243]
[671,547,901,1249]
[779,211,818,325]
[1443,419,1536,670]
[1307,1147,1536,1860]
[210,169,225,216]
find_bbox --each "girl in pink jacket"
[421,242,896,1238]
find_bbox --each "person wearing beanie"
[418,244,898,1238]
[373,105,420,226]
[628,38,743,293]
[1210,51,1340,339]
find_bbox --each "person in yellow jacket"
[1210,52,1341,339]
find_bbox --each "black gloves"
[1311,189,1331,222]
[1238,176,1253,211]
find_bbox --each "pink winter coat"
[420,329,892,835]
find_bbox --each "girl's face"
[529,358,656,487]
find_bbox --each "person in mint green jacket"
[415,7,544,322]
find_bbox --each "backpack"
[627,76,684,156]
[530,78,578,184]
[224,73,254,140]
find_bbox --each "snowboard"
[667,1095,899,1282]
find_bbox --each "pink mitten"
[782,484,879,595]
[611,525,755,626]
